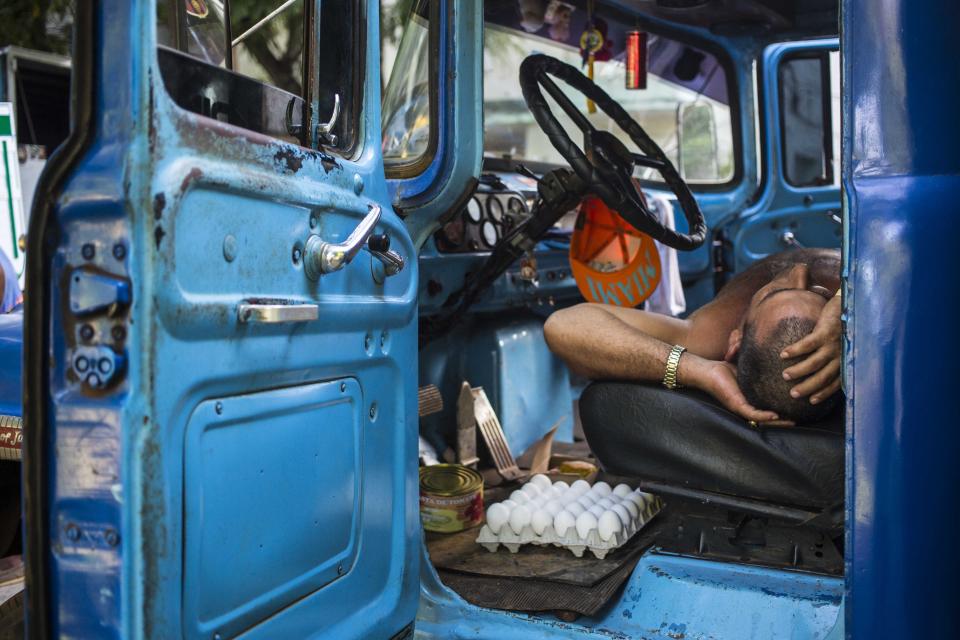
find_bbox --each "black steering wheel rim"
[519,54,707,251]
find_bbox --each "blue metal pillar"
[844,1,960,636]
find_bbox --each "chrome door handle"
[238,301,319,324]
[304,204,381,280]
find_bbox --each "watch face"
[487,196,504,222]
[507,196,525,216]
[466,197,483,223]
[481,220,499,248]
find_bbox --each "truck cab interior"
[13,0,956,638]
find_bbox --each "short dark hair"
[737,316,839,423]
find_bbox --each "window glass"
[382,0,434,171]
[230,0,305,95]
[779,53,834,187]
[156,1,361,152]
[482,1,736,186]
[157,0,230,67]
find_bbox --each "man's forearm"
[544,304,681,382]
[543,303,781,421]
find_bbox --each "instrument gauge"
[480,220,499,248]
[507,196,525,216]
[487,196,504,222]
[466,197,483,223]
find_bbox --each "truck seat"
[579,382,844,510]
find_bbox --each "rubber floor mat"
[435,541,648,616]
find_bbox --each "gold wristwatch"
[662,344,686,390]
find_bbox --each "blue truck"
[1,0,956,637]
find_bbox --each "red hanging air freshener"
[626,31,647,90]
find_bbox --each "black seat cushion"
[579,382,844,509]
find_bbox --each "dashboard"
[420,170,582,317]
[434,174,536,253]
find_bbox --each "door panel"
[728,39,841,270]
[27,2,420,638]
[183,378,362,638]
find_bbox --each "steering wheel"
[519,54,707,251]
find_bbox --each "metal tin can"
[419,464,484,533]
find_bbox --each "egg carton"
[475,475,663,560]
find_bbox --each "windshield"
[483,1,736,186]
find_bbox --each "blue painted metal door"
[844,0,960,636]
[25,2,419,637]
[729,39,841,270]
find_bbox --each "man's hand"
[780,293,842,404]
[681,355,785,423]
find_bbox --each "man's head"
[725,264,839,423]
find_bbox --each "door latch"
[317,93,340,146]
[364,234,405,277]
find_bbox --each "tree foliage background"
[0,0,422,93]
[0,0,74,54]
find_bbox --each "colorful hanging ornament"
[626,30,648,90]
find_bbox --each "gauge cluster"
[435,188,531,253]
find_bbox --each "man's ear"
[724,328,742,362]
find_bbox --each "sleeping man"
[544,249,842,425]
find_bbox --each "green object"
[0,114,11,137]
[1,141,17,258]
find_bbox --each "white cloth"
[643,194,686,317]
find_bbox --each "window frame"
[777,50,835,188]
[382,0,442,179]
[154,0,365,157]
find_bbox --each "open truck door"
[21,1,478,637]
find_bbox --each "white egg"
[592,481,612,497]
[557,491,576,505]
[571,479,591,495]
[564,502,586,517]
[612,483,633,498]
[509,505,531,535]
[544,500,564,517]
[619,498,638,519]
[542,486,561,500]
[577,495,595,509]
[521,483,542,498]
[626,491,646,510]
[612,504,632,527]
[531,509,552,536]
[501,499,518,512]
[509,490,529,505]
[575,512,598,539]
[552,480,570,492]
[530,474,553,490]
[598,511,622,542]
[597,498,615,509]
[588,504,606,517]
[554,510,576,536]
[485,503,509,534]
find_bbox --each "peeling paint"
[180,167,203,193]
[152,192,165,220]
[274,148,304,173]
[154,225,166,249]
